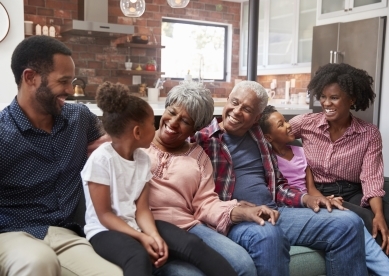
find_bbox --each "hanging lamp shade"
[120,0,146,17]
[167,0,190,8]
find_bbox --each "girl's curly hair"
[96,81,150,137]
[308,63,375,111]
[258,105,278,135]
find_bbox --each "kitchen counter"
[66,98,312,116]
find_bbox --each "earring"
[350,103,356,110]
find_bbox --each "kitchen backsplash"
[256,74,311,99]
[159,73,311,98]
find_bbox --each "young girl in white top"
[81,81,237,276]
[259,105,389,276]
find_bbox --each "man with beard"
[0,36,121,275]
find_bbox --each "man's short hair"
[11,36,72,88]
[231,81,268,114]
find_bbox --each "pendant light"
[167,0,190,8]
[120,0,146,17]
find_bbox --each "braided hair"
[308,63,375,111]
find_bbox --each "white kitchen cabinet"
[239,0,316,76]
[317,0,387,21]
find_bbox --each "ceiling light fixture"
[120,0,146,17]
[167,0,190,8]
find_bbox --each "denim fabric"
[156,211,387,276]
[228,221,290,276]
[363,225,389,276]
[314,181,362,202]
[153,224,256,276]
[316,181,389,248]
[189,224,256,276]
[279,208,368,275]
[229,207,368,276]
[153,259,204,276]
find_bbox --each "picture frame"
[0,2,10,42]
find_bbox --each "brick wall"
[24,0,241,98]
[257,73,311,99]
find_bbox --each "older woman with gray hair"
[144,81,279,276]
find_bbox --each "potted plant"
[145,59,157,71]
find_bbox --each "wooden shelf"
[121,70,165,76]
[24,34,65,41]
[117,43,165,49]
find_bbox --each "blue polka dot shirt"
[0,99,103,239]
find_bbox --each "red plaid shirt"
[193,117,306,207]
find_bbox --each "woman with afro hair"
[289,63,389,254]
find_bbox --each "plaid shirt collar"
[317,112,367,135]
[207,116,223,137]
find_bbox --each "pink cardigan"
[144,143,238,235]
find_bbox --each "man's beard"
[35,80,62,116]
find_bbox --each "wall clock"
[0,2,10,42]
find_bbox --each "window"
[161,18,229,81]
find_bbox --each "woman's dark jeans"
[315,181,389,248]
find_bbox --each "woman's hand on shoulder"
[139,233,168,268]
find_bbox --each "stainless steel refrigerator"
[310,16,386,126]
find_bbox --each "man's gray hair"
[165,81,214,131]
[231,81,268,113]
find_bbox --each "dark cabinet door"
[310,23,339,112]
[338,17,385,125]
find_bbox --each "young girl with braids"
[288,63,389,254]
[81,81,237,276]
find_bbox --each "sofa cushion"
[289,246,325,276]
[60,246,326,276]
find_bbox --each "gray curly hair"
[231,81,268,113]
[165,81,214,131]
